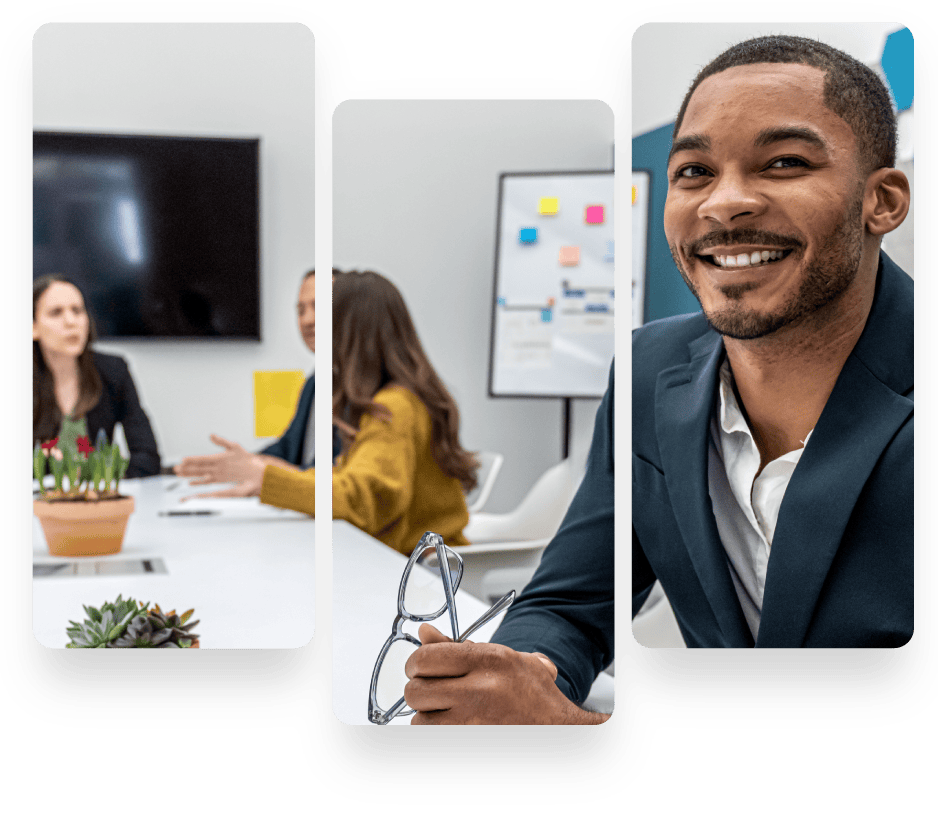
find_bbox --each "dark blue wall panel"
[632,122,700,324]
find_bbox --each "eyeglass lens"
[402,545,462,618]
[374,637,420,713]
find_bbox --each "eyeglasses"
[367,531,515,725]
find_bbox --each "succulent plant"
[65,595,147,648]
[65,596,199,649]
[110,605,199,648]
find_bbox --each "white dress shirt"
[708,359,812,640]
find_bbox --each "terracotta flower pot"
[33,496,135,557]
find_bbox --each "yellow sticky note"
[538,197,559,215]
[254,370,306,438]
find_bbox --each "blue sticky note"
[541,308,552,322]
[519,227,538,244]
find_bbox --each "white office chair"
[632,583,686,648]
[452,457,585,600]
[464,450,504,514]
[465,456,583,543]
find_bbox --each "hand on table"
[173,434,268,498]
[403,623,608,724]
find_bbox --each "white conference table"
[332,520,613,725]
[33,476,315,649]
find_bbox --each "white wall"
[333,101,613,513]
[632,22,902,136]
[33,23,316,463]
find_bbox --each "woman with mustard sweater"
[177,270,477,554]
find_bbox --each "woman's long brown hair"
[33,275,103,443]
[332,270,478,491]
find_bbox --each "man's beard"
[669,196,865,340]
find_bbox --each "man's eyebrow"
[668,126,832,163]
[668,133,710,162]
[753,126,830,152]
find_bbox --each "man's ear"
[864,167,911,236]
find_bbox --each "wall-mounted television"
[33,131,261,339]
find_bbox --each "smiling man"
[633,35,912,647]
[401,34,911,728]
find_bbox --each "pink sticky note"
[559,246,580,266]
[585,205,605,225]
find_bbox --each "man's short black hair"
[672,35,898,172]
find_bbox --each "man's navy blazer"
[633,252,913,647]
[260,375,316,468]
[492,364,615,704]
[260,375,341,468]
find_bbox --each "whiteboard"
[488,171,614,398]
[632,169,650,329]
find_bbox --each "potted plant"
[33,434,135,557]
[65,595,200,648]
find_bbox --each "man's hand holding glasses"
[368,531,610,725]
[367,531,515,725]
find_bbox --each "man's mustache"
[687,228,805,256]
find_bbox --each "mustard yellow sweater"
[260,385,469,555]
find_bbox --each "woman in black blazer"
[32,275,161,478]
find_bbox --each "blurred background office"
[334,100,614,520]
[33,24,316,465]
[332,100,616,720]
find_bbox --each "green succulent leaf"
[91,452,104,492]
[50,454,65,492]
[66,596,197,648]
[151,629,173,646]
[33,446,47,487]
[106,444,122,490]
[65,454,79,491]
[116,454,130,486]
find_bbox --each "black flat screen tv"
[33,131,261,339]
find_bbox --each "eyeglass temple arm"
[456,591,514,643]
[437,540,460,641]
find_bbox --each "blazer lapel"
[655,329,754,647]
[757,255,914,646]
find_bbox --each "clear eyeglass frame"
[367,531,515,725]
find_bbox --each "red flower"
[75,436,93,458]
[41,437,59,451]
